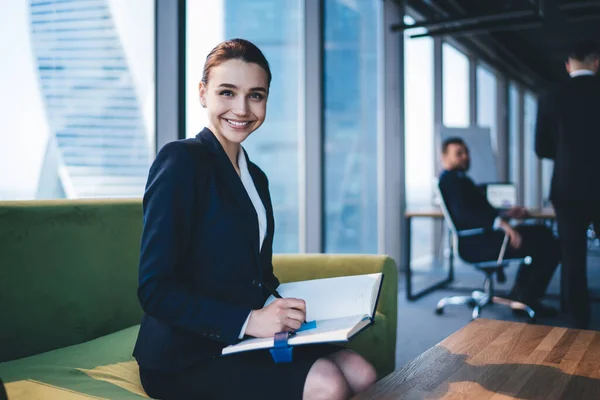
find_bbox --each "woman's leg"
[303,358,350,400]
[326,350,377,395]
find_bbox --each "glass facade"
[541,159,553,207]
[477,65,498,154]
[323,0,380,253]
[404,15,435,263]
[186,0,303,253]
[442,43,470,128]
[508,82,521,187]
[0,0,155,200]
[524,91,539,208]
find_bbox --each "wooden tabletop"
[355,319,600,400]
[405,208,555,219]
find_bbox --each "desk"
[355,318,600,400]
[404,208,556,300]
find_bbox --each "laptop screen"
[486,184,517,209]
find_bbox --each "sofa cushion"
[0,325,146,399]
[5,380,106,400]
[0,314,389,399]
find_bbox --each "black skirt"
[139,344,341,400]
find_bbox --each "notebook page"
[264,273,381,321]
[370,274,383,315]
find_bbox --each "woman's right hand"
[244,298,306,338]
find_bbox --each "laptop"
[480,183,517,210]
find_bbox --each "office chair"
[434,185,536,322]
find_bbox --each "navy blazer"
[438,169,499,231]
[133,128,279,372]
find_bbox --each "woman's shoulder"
[157,137,214,167]
[148,138,216,186]
[159,136,211,155]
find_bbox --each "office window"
[0,0,155,200]
[477,65,498,154]
[542,159,553,207]
[508,82,521,186]
[186,0,304,253]
[404,15,435,262]
[323,0,380,253]
[524,91,539,208]
[443,43,470,127]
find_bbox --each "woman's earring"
[201,99,206,108]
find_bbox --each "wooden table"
[355,319,600,400]
[404,208,556,300]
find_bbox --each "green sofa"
[0,199,397,399]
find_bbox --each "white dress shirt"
[238,147,267,251]
[237,146,267,338]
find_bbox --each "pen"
[262,280,307,324]
[261,280,282,299]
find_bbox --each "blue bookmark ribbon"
[270,331,294,363]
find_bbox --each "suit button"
[252,280,262,288]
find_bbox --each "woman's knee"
[328,350,377,393]
[303,358,350,400]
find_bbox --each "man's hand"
[504,206,529,220]
[500,220,522,249]
[244,298,306,338]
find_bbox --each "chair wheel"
[435,308,444,315]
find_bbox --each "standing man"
[535,40,600,329]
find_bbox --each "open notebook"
[222,272,384,356]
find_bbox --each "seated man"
[438,137,560,317]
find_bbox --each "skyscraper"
[30,0,152,198]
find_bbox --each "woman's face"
[199,59,269,146]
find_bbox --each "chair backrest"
[435,184,469,263]
[435,183,518,267]
[435,184,485,239]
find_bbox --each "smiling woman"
[133,39,376,400]
[199,55,269,172]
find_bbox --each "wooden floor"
[356,318,600,400]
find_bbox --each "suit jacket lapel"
[196,129,261,267]
[248,161,274,255]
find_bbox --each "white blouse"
[237,147,267,252]
[237,147,268,338]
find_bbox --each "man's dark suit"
[133,128,279,372]
[536,73,600,328]
[439,170,560,302]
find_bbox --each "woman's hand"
[244,298,306,338]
